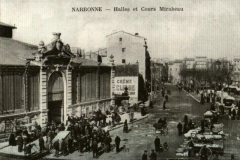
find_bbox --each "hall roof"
[0,37,37,66]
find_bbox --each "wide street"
[42,83,240,160]
[94,84,240,160]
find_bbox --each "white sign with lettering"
[114,77,138,98]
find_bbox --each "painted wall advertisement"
[114,76,138,103]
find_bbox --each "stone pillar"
[110,55,115,106]
[96,65,100,100]
[24,71,29,112]
[39,67,48,126]
[66,69,72,122]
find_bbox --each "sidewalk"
[182,89,201,103]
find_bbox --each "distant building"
[183,58,195,69]
[168,60,182,84]
[195,56,207,69]
[231,56,240,85]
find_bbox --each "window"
[122,59,126,63]
[119,38,122,41]
[122,48,125,52]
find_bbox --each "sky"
[1,0,240,60]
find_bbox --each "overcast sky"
[1,0,239,60]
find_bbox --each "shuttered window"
[2,72,24,112]
[100,70,111,99]
[80,70,97,102]
[28,73,39,111]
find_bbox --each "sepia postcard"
[0,0,239,160]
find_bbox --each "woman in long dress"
[123,119,128,133]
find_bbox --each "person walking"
[53,139,60,156]
[17,134,23,152]
[39,134,45,153]
[123,119,128,133]
[149,150,157,160]
[92,139,98,158]
[115,135,121,153]
[163,100,166,110]
[154,136,160,153]
[165,94,168,102]
[61,139,67,156]
[177,122,183,136]
[142,150,148,160]
[183,122,188,134]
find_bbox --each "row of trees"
[179,60,233,90]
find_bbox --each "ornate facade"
[0,30,112,134]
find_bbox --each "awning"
[204,111,213,116]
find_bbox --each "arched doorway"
[48,72,64,125]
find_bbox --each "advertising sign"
[114,76,138,98]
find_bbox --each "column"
[96,65,100,100]
[24,71,29,112]
[110,66,115,106]
[39,68,48,126]
[66,69,72,120]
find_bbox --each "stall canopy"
[225,96,235,100]
[204,111,213,116]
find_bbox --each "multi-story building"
[231,56,240,85]
[183,58,195,69]
[195,56,207,69]
[168,60,182,84]
[102,31,150,82]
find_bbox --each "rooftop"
[184,58,195,61]
[174,59,183,63]
[106,30,146,39]
[0,37,37,65]
[0,21,17,29]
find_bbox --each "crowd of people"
[7,108,132,158]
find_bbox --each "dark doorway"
[48,72,64,125]
[48,100,62,125]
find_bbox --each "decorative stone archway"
[48,71,64,124]
[39,67,72,127]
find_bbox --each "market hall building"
[0,22,112,134]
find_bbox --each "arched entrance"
[48,72,64,125]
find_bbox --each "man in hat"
[142,150,148,160]
[53,139,60,156]
[177,122,183,136]
[115,135,121,153]
[39,134,45,153]
[200,145,208,160]
[17,134,24,152]
[92,139,98,158]
[149,149,157,160]
[154,136,160,153]
[61,138,67,156]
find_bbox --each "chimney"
[135,33,139,36]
